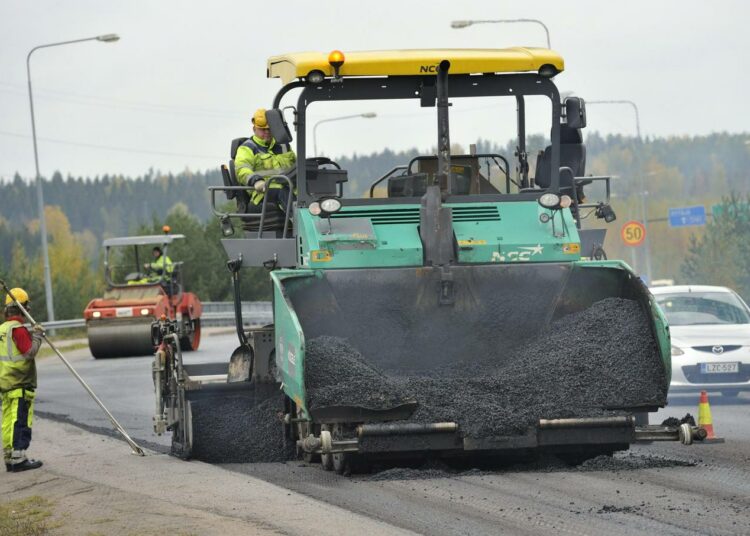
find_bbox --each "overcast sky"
[1,0,748,181]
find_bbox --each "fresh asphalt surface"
[37,332,750,535]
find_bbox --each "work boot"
[6,459,43,472]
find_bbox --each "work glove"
[144,262,151,270]
[32,325,45,339]
[254,180,267,193]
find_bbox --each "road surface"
[34,332,750,535]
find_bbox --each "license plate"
[115,307,133,318]
[700,362,739,374]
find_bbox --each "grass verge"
[37,342,90,359]
[0,495,53,536]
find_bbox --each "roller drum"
[87,319,155,358]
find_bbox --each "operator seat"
[534,125,586,196]
[160,263,182,297]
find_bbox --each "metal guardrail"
[42,318,86,330]
[40,301,272,330]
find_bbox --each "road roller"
[152,47,707,471]
[85,232,202,358]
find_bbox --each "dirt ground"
[0,418,413,536]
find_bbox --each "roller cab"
[85,233,202,358]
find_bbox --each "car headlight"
[671,345,684,356]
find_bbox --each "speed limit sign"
[621,220,646,246]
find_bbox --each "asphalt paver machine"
[155,48,705,470]
[85,233,202,358]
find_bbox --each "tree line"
[1,131,749,318]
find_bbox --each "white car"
[650,285,750,398]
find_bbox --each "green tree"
[681,194,750,299]
[136,203,271,302]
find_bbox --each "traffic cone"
[697,390,725,444]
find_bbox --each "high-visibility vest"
[235,136,296,204]
[241,137,290,157]
[0,320,36,392]
[0,320,23,362]
[151,255,173,276]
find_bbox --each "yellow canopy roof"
[267,48,564,84]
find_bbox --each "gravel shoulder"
[0,417,415,536]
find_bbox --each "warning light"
[162,225,171,234]
[328,50,345,67]
[328,50,345,82]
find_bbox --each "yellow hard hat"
[252,108,269,129]
[5,288,29,306]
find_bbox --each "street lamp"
[588,100,653,282]
[27,34,120,322]
[450,19,551,49]
[312,113,377,157]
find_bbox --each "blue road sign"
[668,205,706,227]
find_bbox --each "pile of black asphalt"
[189,389,294,463]
[304,336,411,410]
[188,297,666,464]
[360,452,698,481]
[305,297,668,439]
[661,414,697,427]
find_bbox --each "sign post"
[621,220,646,247]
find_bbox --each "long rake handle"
[1,280,145,456]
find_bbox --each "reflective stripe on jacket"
[235,135,296,204]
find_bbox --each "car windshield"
[655,291,750,325]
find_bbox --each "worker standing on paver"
[0,288,43,472]
[235,108,297,213]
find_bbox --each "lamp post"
[450,19,551,48]
[588,99,653,282]
[312,113,377,157]
[27,34,119,322]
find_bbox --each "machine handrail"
[209,174,294,237]
[367,165,408,198]
[367,154,512,199]
[574,175,613,209]
[257,175,294,238]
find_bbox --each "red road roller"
[84,232,202,358]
